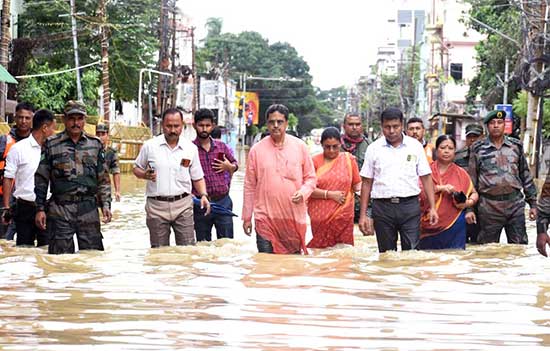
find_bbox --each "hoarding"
[495,104,513,135]
[235,92,259,125]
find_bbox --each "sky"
[179,0,395,90]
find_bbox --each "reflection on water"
[1,171,550,350]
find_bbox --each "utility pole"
[524,0,547,167]
[69,0,83,101]
[170,4,177,107]
[238,74,247,147]
[99,0,110,122]
[191,27,197,114]
[496,57,511,105]
[503,57,509,105]
[157,0,169,115]
[409,16,418,119]
[0,0,10,120]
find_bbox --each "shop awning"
[0,66,17,84]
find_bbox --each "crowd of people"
[242,105,550,257]
[0,101,549,257]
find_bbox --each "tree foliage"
[18,61,99,115]
[465,0,522,110]
[196,19,323,133]
[16,0,160,104]
[513,91,550,137]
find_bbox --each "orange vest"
[0,134,17,195]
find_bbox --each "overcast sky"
[179,1,395,90]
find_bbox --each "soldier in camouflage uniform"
[468,110,537,244]
[96,124,121,202]
[455,123,484,243]
[454,124,484,169]
[35,101,112,254]
[340,113,370,222]
[536,171,550,256]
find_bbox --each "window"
[450,63,463,81]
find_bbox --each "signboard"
[495,104,513,135]
[235,92,259,125]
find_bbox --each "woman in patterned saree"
[420,135,479,250]
[307,127,361,248]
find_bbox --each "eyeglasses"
[322,144,340,150]
[267,119,286,126]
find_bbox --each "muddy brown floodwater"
[1,147,550,350]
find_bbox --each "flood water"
[1,149,550,350]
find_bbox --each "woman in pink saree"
[307,127,361,248]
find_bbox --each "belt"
[148,193,189,202]
[209,193,229,202]
[16,198,36,206]
[54,194,96,203]
[480,190,522,202]
[374,195,418,204]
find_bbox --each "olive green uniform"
[104,146,120,174]
[35,131,111,254]
[468,136,537,244]
[454,146,470,169]
[537,171,550,235]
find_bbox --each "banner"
[235,92,259,125]
[495,104,513,135]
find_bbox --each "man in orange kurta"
[242,104,316,254]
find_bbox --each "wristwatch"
[200,193,209,199]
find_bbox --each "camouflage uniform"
[341,135,369,221]
[104,146,120,174]
[454,147,470,169]
[468,136,537,244]
[537,172,550,235]
[35,131,111,254]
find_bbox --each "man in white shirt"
[133,108,210,247]
[358,107,438,252]
[2,109,57,246]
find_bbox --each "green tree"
[15,0,160,102]
[465,0,522,110]
[18,61,99,115]
[196,19,318,132]
[513,91,550,137]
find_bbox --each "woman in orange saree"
[420,135,479,250]
[307,127,361,248]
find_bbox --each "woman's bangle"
[324,190,328,200]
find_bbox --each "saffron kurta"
[242,135,316,254]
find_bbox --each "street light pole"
[69,0,83,101]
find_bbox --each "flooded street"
[1,151,550,350]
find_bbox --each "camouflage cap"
[483,110,506,124]
[96,124,108,133]
[465,123,483,136]
[64,100,87,116]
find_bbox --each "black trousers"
[14,199,48,247]
[372,196,420,253]
[256,233,274,253]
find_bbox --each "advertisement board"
[235,92,259,125]
[495,104,514,135]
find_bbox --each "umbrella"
[193,197,238,217]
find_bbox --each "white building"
[424,0,484,115]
